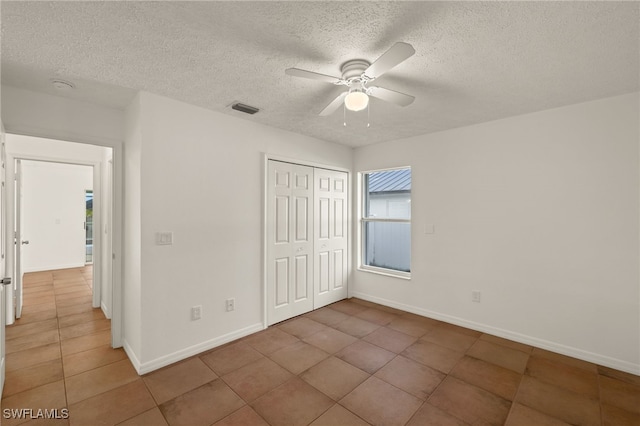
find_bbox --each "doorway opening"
[1,131,123,398]
[3,133,119,348]
[18,160,94,275]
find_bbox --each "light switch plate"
[424,224,435,234]
[191,305,202,321]
[155,232,173,245]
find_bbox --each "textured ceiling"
[1,1,638,148]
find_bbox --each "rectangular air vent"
[231,102,260,115]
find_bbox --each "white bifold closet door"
[313,168,348,308]
[267,161,314,325]
[267,160,347,325]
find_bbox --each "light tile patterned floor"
[2,267,639,425]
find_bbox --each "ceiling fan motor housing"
[340,60,371,81]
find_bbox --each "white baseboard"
[126,322,264,375]
[122,339,142,374]
[350,291,640,376]
[23,263,86,273]
[101,301,111,319]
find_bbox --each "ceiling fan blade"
[285,68,342,84]
[368,86,415,107]
[364,42,415,79]
[319,92,348,116]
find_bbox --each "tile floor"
[2,267,640,425]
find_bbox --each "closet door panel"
[314,169,348,308]
[267,161,314,325]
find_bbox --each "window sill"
[357,266,411,280]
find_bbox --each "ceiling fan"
[285,42,416,116]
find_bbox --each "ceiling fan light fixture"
[344,90,369,112]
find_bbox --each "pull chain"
[367,101,370,128]
[343,102,347,127]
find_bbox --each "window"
[360,168,411,277]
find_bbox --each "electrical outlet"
[225,298,235,312]
[191,305,202,321]
[472,291,481,303]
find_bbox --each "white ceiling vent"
[230,102,260,115]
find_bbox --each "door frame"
[14,159,24,320]
[262,153,351,328]
[8,157,102,320]
[1,122,7,397]
[3,138,123,348]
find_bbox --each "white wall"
[21,161,93,272]
[5,133,113,164]
[1,86,123,147]
[352,92,640,374]
[122,94,143,363]
[101,149,114,318]
[126,92,353,372]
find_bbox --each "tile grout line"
[501,349,531,425]
[304,310,436,425]
[155,347,273,426]
[597,372,604,426]
[218,315,378,425]
[383,323,438,426]
[12,270,98,415]
[277,316,419,426]
[353,313,444,425]
[53,274,71,416]
[420,332,481,426]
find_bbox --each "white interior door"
[267,160,314,325]
[14,159,23,319]
[314,168,348,308]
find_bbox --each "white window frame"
[358,167,411,280]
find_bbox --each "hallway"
[2,266,123,425]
